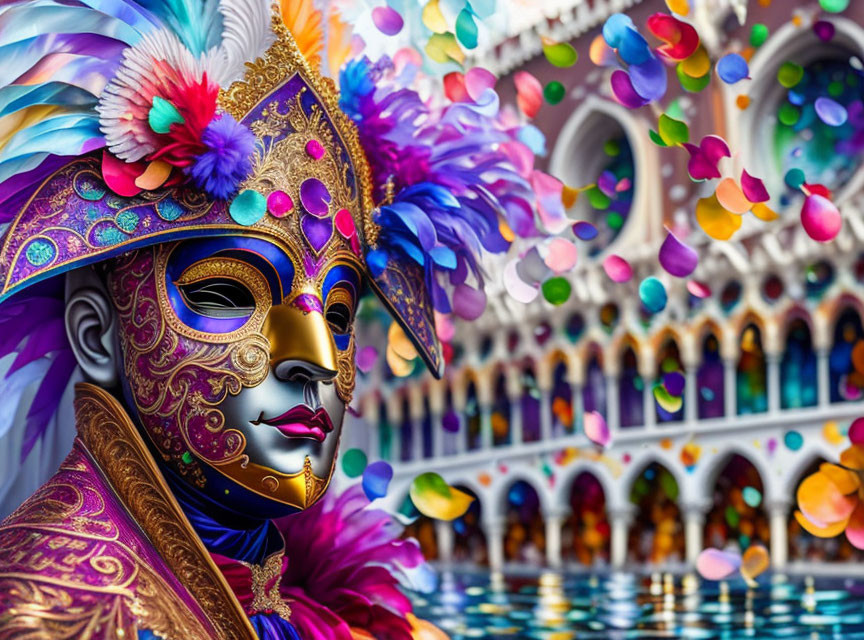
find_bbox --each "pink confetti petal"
[697,548,741,580]
[610,70,648,109]
[603,254,633,283]
[849,417,864,445]
[435,311,455,342]
[701,135,732,165]
[543,237,579,273]
[334,208,355,238]
[597,170,617,197]
[715,177,752,214]
[372,6,404,36]
[504,258,539,303]
[515,71,543,118]
[741,169,770,203]
[801,194,842,242]
[647,12,699,60]
[687,280,711,298]
[659,230,698,277]
[847,503,864,550]
[584,410,610,447]
[465,67,497,102]
[356,345,379,373]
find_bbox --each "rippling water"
[409,571,864,638]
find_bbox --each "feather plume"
[136,0,223,56]
[215,0,274,85]
[340,57,542,320]
[280,0,323,64]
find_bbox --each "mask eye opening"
[178,277,256,319]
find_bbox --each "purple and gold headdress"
[0,0,552,499]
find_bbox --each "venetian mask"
[107,225,361,514]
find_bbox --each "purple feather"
[187,114,255,200]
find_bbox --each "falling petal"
[410,472,474,521]
[687,280,711,298]
[541,276,572,305]
[794,509,849,537]
[515,71,543,118]
[455,8,478,49]
[134,159,172,190]
[341,448,367,478]
[742,486,762,507]
[421,0,447,33]
[663,371,686,396]
[680,45,711,77]
[696,194,742,240]
[356,345,379,373]
[659,230,698,277]
[504,258,539,303]
[372,6,404,35]
[629,56,667,102]
[846,503,864,549]
[610,70,649,109]
[584,410,610,447]
[389,321,419,361]
[666,0,689,15]
[815,96,848,126]
[819,463,860,495]
[697,548,741,580]
[603,254,633,282]
[639,277,667,313]
[542,37,578,67]
[543,237,578,273]
[801,194,842,242]
[443,72,468,102]
[716,53,749,84]
[741,170,770,203]
[654,385,683,412]
[452,284,486,320]
[658,114,689,146]
[740,545,770,584]
[751,203,779,221]
[573,220,599,240]
[647,13,699,60]
[589,34,618,67]
[797,470,858,526]
[715,178,751,214]
[362,460,393,501]
[849,417,864,444]
[465,67,497,101]
[602,13,635,49]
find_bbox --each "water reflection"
[409,571,864,638]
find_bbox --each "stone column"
[609,506,635,568]
[436,520,454,565]
[643,380,656,429]
[682,503,709,566]
[817,347,830,407]
[723,358,737,418]
[509,393,523,446]
[477,404,491,450]
[431,411,444,459]
[571,383,584,435]
[545,511,565,568]
[768,500,790,570]
[605,375,620,433]
[540,388,553,441]
[486,519,506,572]
[766,353,781,413]
[684,366,698,424]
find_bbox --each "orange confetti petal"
[665,0,689,15]
[696,194,742,240]
[794,509,849,537]
[736,95,750,109]
[134,160,172,191]
[389,321,418,361]
[840,444,864,471]
[715,177,752,214]
[562,184,579,208]
[797,471,858,526]
[386,343,414,377]
[819,463,860,494]
[740,544,770,584]
[853,340,864,373]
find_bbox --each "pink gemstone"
[267,190,294,217]
[306,139,325,160]
[334,208,356,238]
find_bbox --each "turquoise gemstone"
[230,189,266,226]
[25,239,55,266]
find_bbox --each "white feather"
[214,0,275,87]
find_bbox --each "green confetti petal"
[455,8,478,49]
[149,96,184,134]
[542,277,572,305]
[658,114,689,146]
[229,189,266,225]
[676,64,711,92]
[777,62,804,89]
[542,41,578,68]
[543,81,566,104]
[750,23,768,47]
[341,448,368,478]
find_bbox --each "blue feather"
[136,0,223,56]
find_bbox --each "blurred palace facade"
[340,0,864,573]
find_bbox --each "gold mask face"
[108,226,362,512]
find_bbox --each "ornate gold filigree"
[242,553,292,622]
[218,10,377,247]
[74,384,257,639]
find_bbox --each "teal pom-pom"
[149,96,184,134]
